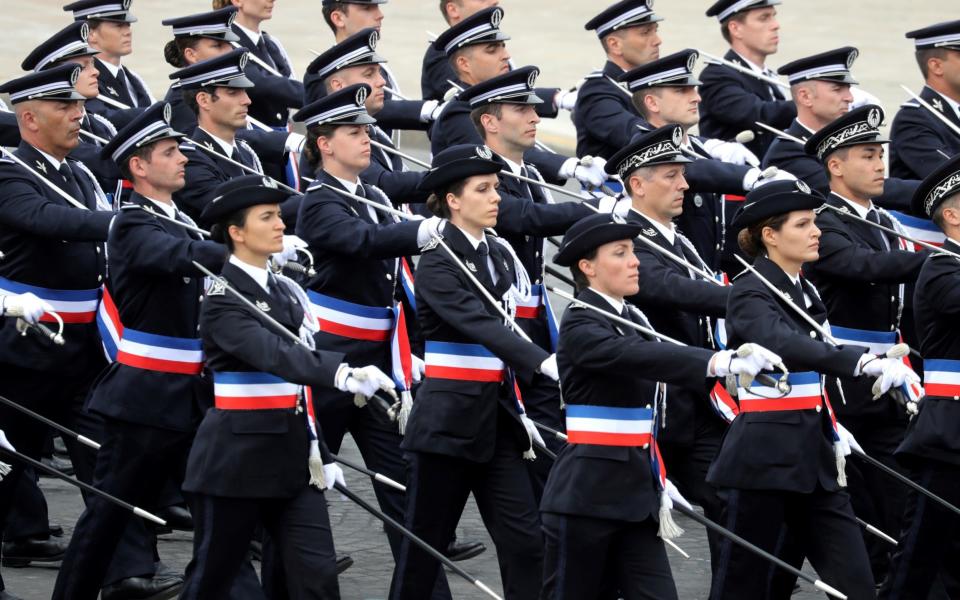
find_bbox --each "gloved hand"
[710,344,782,378]
[857,354,921,400]
[554,88,578,112]
[411,354,426,384]
[322,462,346,491]
[335,364,398,400]
[0,429,15,453]
[850,87,882,111]
[420,99,448,122]
[416,216,445,247]
[743,166,798,191]
[702,138,760,166]
[663,479,693,511]
[539,353,559,381]
[271,235,307,269]
[1,292,53,325]
[521,414,546,449]
[285,132,306,154]
[834,422,863,457]
[559,156,607,189]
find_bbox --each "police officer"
[698,0,794,158]
[423,0,500,102]
[50,103,223,600]
[391,144,558,600]
[0,65,114,598]
[763,47,918,205]
[879,154,960,599]
[802,105,931,583]
[180,175,394,599]
[890,21,960,180]
[541,211,775,600]
[710,180,918,599]
[64,0,155,116]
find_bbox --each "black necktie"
[477,240,497,286]
[115,68,137,107]
[795,280,807,308]
[230,145,243,164]
[58,163,85,206]
[866,209,889,250]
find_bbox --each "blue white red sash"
[738,371,823,412]
[514,284,559,351]
[97,286,122,360]
[923,359,960,398]
[213,371,300,410]
[888,210,945,251]
[0,277,99,324]
[307,291,393,342]
[424,341,506,382]
[709,381,739,423]
[400,258,416,316]
[389,304,414,395]
[830,325,898,355]
[565,404,653,446]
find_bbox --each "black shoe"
[100,573,183,600]
[336,554,354,574]
[442,540,486,562]
[53,436,68,457]
[1,537,67,567]
[39,455,74,477]
[48,523,64,538]
[155,505,193,532]
[0,590,25,600]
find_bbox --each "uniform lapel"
[922,86,960,130]
[826,194,885,251]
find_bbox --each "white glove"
[322,462,346,491]
[850,87,882,111]
[710,344,782,378]
[335,364,398,400]
[857,355,921,400]
[0,429,15,453]
[271,235,307,268]
[420,99,448,122]
[411,354,425,384]
[743,166,798,191]
[596,195,630,219]
[539,354,559,381]
[834,422,863,457]
[416,216,445,247]
[285,132,306,154]
[521,414,546,449]
[702,138,759,167]
[559,157,607,189]
[2,292,53,325]
[663,479,693,511]
[554,88,578,112]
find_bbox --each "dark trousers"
[390,416,544,600]
[658,415,725,574]
[540,512,677,600]
[180,487,339,600]
[517,372,564,503]
[710,485,875,600]
[843,417,909,582]
[51,419,194,599]
[878,460,960,600]
[6,468,50,540]
[0,366,154,591]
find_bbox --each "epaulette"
[179,143,196,152]
[420,235,442,252]
[90,112,118,137]
[583,70,604,80]
[0,156,14,165]
[731,269,751,282]
[899,100,920,109]
[118,203,141,212]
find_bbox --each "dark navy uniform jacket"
[761,119,920,210]
[401,226,548,463]
[698,49,796,158]
[708,256,865,493]
[86,194,225,431]
[183,260,342,498]
[0,142,112,375]
[430,98,566,183]
[71,111,124,200]
[295,171,422,409]
[85,58,153,117]
[899,238,960,465]
[231,25,304,129]
[890,86,960,180]
[573,61,647,160]
[361,125,430,206]
[804,193,928,420]
[541,289,713,521]
[174,129,265,222]
[421,43,454,103]
[625,210,729,445]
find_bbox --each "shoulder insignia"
[931,98,944,112]
[255,300,271,312]
[179,143,195,152]
[207,279,226,296]
[642,227,657,237]
[464,259,478,273]
[107,86,118,97]
[118,204,140,212]
[420,236,441,252]
[899,100,920,109]
[583,70,604,80]
[34,160,47,174]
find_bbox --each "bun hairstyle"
[163,39,187,68]
[426,179,467,219]
[211,0,232,9]
[736,213,790,257]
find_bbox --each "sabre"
[15,313,65,346]
[331,453,406,492]
[699,51,790,91]
[0,147,90,210]
[817,203,960,260]
[755,121,807,144]
[0,394,98,450]
[856,517,897,546]
[900,85,960,138]
[852,449,960,519]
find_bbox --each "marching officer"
[890,21,960,180]
[64,0,154,116]
[542,210,776,600]
[802,105,930,583]
[179,175,394,599]
[0,65,114,598]
[51,103,222,600]
[710,179,918,599]
[879,154,960,599]
[391,144,558,600]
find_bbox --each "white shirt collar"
[143,196,178,219]
[229,254,270,293]
[234,22,261,47]
[453,224,487,250]
[198,127,237,158]
[794,118,817,136]
[501,155,524,176]
[942,91,960,120]
[97,58,122,78]
[833,191,874,219]
[732,51,769,74]
[589,287,624,315]
[631,207,676,244]
[33,146,63,172]
[331,174,361,196]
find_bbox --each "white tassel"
[835,443,848,488]
[0,461,10,482]
[658,492,685,540]
[308,440,326,490]
[397,390,413,435]
[523,445,537,460]
[353,393,368,408]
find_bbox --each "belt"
[424,341,505,382]
[0,277,99,324]
[924,359,960,398]
[213,371,300,410]
[307,291,393,342]
[738,371,824,412]
[830,325,898,355]
[565,404,653,447]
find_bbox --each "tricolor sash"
[0,277,99,324]
[923,359,960,398]
[213,371,300,410]
[738,371,823,412]
[424,341,506,382]
[830,325,897,355]
[514,284,559,351]
[96,285,122,360]
[307,291,393,342]
[565,404,653,446]
[709,381,739,423]
[400,258,416,316]
[390,304,414,395]
[888,210,945,251]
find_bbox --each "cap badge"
[80,22,90,41]
[262,177,277,189]
[796,179,811,194]
[671,126,683,146]
[69,65,81,86]
[162,103,172,124]
[355,86,368,106]
[476,145,493,160]
[527,69,537,89]
[867,107,881,128]
[490,7,503,28]
[369,30,380,50]
[611,212,626,224]
[686,52,698,72]
[846,49,858,69]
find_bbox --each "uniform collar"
[630,207,675,244]
[330,173,361,196]
[588,287,624,315]
[500,155,525,176]
[234,21,261,47]
[731,50,769,74]
[198,127,237,158]
[32,145,64,172]
[142,196,178,219]
[228,254,270,293]
[452,223,487,250]
[831,191,874,219]
[97,57,123,79]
